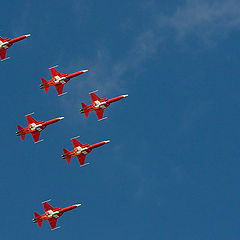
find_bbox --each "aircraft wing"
[90,92,101,103]
[48,218,58,230]
[77,154,86,166]
[0,49,7,60]
[50,68,61,78]
[43,202,54,212]
[72,138,83,148]
[31,131,41,143]
[95,109,104,120]
[26,115,37,125]
[55,84,64,95]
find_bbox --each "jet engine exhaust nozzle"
[40,84,44,89]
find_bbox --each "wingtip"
[82,69,88,73]
[122,94,128,98]
[104,140,111,144]
[89,89,99,94]
[25,34,31,37]
[25,112,35,117]
[49,65,59,69]
[42,199,51,203]
[58,117,65,120]
[71,135,80,140]
[75,203,82,207]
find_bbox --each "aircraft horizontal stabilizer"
[41,78,49,93]
[34,212,42,227]
[16,125,26,140]
[63,148,71,163]
[81,103,89,118]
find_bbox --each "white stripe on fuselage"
[54,75,66,84]
[30,123,43,131]
[47,210,60,218]
[75,146,88,155]
[94,100,106,109]
[0,40,9,49]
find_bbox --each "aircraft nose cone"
[122,94,128,98]
[82,70,88,73]
[75,203,82,207]
[104,140,110,144]
[25,34,31,37]
[58,117,64,120]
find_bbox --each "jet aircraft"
[62,137,110,166]
[40,66,88,96]
[0,34,31,61]
[33,200,81,230]
[80,91,128,120]
[16,113,64,143]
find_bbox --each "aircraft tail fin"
[63,148,71,163]
[81,103,89,118]
[41,78,49,93]
[17,125,26,140]
[34,212,42,227]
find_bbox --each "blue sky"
[1,0,240,239]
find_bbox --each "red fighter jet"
[62,137,110,166]
[16,113,64,143]
[33,200,81,230]
[40,66,88,96]
[0,34,31,61]
[80,90,128,120]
